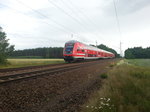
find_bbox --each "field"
[127,59,150,67]
[0,59,65,69]
[81,59,150,112]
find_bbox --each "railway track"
[0,60,96,73]
[0,63,68,73]
[0,60,105,84]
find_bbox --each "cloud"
[101,0,150,16]
[0,4,5,9]
[0,0,150,53]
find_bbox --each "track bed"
[0,59,119,112]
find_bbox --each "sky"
[0,0,150,55]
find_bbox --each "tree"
[97,44,120,57]
[0,27,14,64]
[125,47,150,59]
[125,48,135,59]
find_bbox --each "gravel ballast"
[0,59,119,112]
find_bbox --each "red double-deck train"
[63,40,115,62]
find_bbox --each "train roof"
[65,40,78,44]
[65,40,114,55]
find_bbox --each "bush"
[100,73,108,79]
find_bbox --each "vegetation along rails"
[0,59,114,84]
[0,62,67,73]
[0,59,104,73]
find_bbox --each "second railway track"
[0,60,106,84]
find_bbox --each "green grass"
[127,59,150,67]
[0,59,65,69]
[9,56,43,59]
[81,59,150,112]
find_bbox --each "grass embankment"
[82,59,150,112]
[0,59,65,69]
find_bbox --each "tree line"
[125,47,150,59]
[10,47,63,58]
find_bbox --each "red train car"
[63,40,115,62]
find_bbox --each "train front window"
[65,44,74,54]
[65,46,73,52]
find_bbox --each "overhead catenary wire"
[8,33,66,45]
[2,0,120,51]
[0,3,66,33]
[61,0,116,45]
[66,0,105,34]
[65,0,120,50]
[48,0,111,45]
[15,0,81,35]
[69,0,104,33]
[113,0,123,55]
[60,0,103,34]
[60,0,90,25]
[0,3,73,40]
[48,0,120,50]
[16,0,120,49]
[47,0,105,44]
[65,0,120,49]
[47,0,94,33]
[67,0,101,31]
[113,0,122,38]
[0,3,21,13]
[15,0,92,43]
[0,1,88,43]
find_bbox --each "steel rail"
[0,60,103,84]
[0,63,68,73]
[0,60,100,73]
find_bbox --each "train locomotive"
[63,40,115,62]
